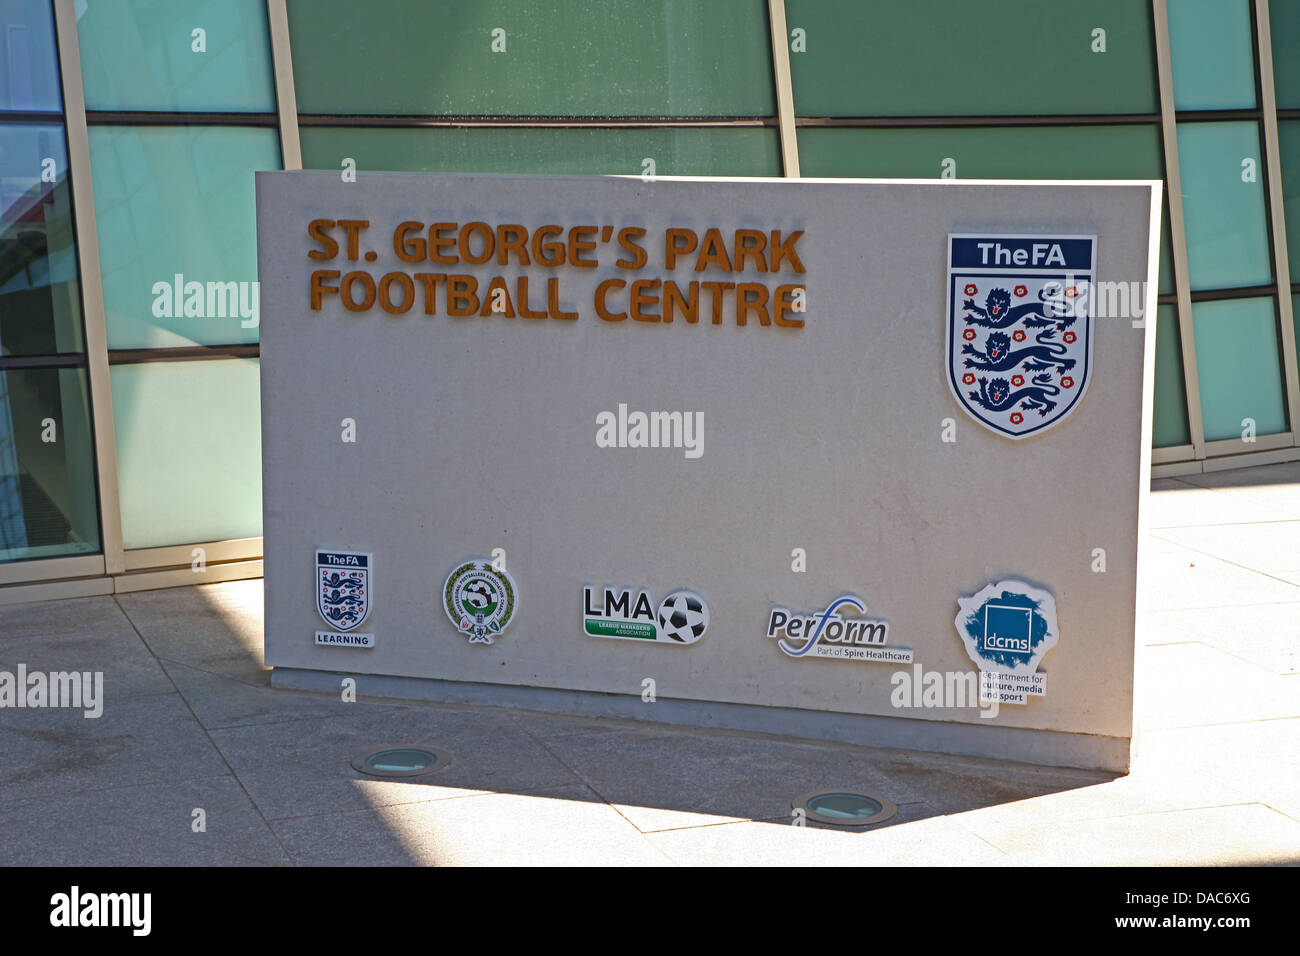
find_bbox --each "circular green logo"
[443,559,517,644]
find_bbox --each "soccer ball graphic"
[657,590,709,643]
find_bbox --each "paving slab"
[1145,482,1295,528]
[273,785,668,866]
[1139,549,1300,611]
[950,765,1250,833]
[1153,522,1300,574]
[159,658,401,730]
[0,692,228,805]
[0,775,289,866]
[0,595,173,703]
[1141,605,1300,673]
[1176,461,1300,491]
[1137,718,1300,823]
[536,726,927,832]
[647,805,1009,866]
[964,803,1300,866]
[115,580,267,683]
[1136,642,1300,730]
[208,705,586,821]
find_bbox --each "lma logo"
[582,585,709,644]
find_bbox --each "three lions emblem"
[946,234,1096,439]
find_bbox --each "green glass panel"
[1269,0,1300,109]
[1176,122,1272,291]
[796,125,1163,180]
[88,125,279,349]
[785,0,1157,116]
[0,367,98,562]
[1193,297,1286,441]
[287,0,774,117]
[0,122,84,355]
[111,358,262,549]
[1153,304,1189,447]
[300,126,781,177]
[1279,120,1299,280]
[78,0,275,112]
[0,0,62,111]
[1167,0,1256,110]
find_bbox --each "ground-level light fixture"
[792,790,898,829]
[350,745,452,778]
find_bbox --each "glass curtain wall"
[75,0,278,551]
[0,0,99,565]
[1167,0,1290,446]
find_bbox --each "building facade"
[0,0,1297,603]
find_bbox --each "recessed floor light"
[351,745,451,778]
[793,790,898,828]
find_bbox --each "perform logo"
[50,886,151,936]
[767,596,912,663]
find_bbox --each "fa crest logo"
[946,235,1096,438]
[316,550,371,631]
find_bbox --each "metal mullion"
[85,111,278,127]
[267,0,302,170]
[1255,0,1300,443]
[0,577,114,605]
[108,345,261,365]
[1204,430,1294,456]
[1153,0,1207,460]
[0,354,87,369]
[0,109,65,123]
[766,0,800,177]
[122,537,263,572]
[296,115,776,128]
[52,0,125,576]
[795,114,1162,128]
[0,553,104,586]
[114,559,263,594]
[1151,443,1196,465]
[1187,284,1279,301]
[1172,109,1264,122]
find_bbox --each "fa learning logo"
[444,559,517,645]
[946,234,1096,438]
[317,550,371,631]
[955,579,1059,704]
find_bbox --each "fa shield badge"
[946,235,1096,438]
[317,550,371,631]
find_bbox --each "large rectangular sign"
[257,171,1159,770]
